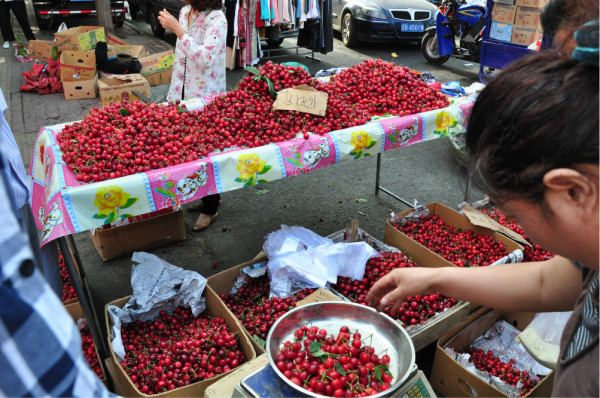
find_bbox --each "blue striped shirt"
[0,88,30,208]
[0,89,116,397]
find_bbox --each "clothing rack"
[259,28,321,61]
[226,0,332,68]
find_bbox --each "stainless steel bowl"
[265,301,416,397]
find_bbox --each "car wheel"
[129,2,140,19]
[35,14,51,30]
[150,7,165,37]
[341,12,358,47]
[114,17,125,28]
[421,29,450,65]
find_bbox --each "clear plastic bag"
[263,225,379,298]
[517,311,572,369]
[56,22,69,33]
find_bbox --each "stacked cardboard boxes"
[490,3,517,42]
[60,50,98,100]
[511,0,549,46]
[54,26,105,100]
[489,0,546,47]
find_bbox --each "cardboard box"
[63,72,98,100]
[143,69,173,87]
[384,202,524,269]
[104,287,257,397]
[106,44,148,61]
[205,354,269,398]
[28,40,60,62]
[55,26,106,52]
[60,50,96,82]
[207,253,344,355]
[139,50,175,87]
[515,6,542,29]
[97,73,151,105]
[489,21,515,43]
[67,301,108,387]
[106,33,130,46]
[515,0,550,8]
[430,308,555,397]
[491,3,517,23]
[511,25,543,46]
[326,226,470,351]
[90,209,185,261]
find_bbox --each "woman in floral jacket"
[159,0,226,231]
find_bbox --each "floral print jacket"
[167,7,227,101]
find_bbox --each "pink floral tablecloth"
[28,96,474,246]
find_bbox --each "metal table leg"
[374,153,413,208]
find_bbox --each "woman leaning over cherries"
[367,17,599,397]
[158,0,226,232]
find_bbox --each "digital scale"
[231,363,436,398]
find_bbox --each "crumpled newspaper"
[107,252,207,362]
[389,199,429,226]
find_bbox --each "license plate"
[401,23,424,32]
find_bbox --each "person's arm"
[158,8,186,38]
[366,255,582,314]
[159,10,226,65]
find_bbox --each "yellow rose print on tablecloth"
[350,130,377,159]
[433,111,459,137]
[235,153,272,187]
[92,185,139,224]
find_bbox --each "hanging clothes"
[224,0,237,48]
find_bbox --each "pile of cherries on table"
[478,207,555,262]
[56,59,449,183]
[332,251,458,327]
[464,348,539,397]
[394,215,508,267]
[119,307,247,394]
[275,325,394,397]
[218,274,316,345]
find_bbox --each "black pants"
[0,1,36,42]
[202,193,220,216]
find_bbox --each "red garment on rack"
[256,0,265,27]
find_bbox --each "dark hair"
[465,52,599,204]
[189,0,222,12]
[541,0,566,38]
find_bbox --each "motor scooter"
[421,0,486,65]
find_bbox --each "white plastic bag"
[56,22,69,33]
[263,225,379,298]
[517,312,572,369]
[263,225,332,258]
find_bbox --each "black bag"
[95,41,142,75]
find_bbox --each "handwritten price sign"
[273,84,329,116]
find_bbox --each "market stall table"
[28,93,474,362]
